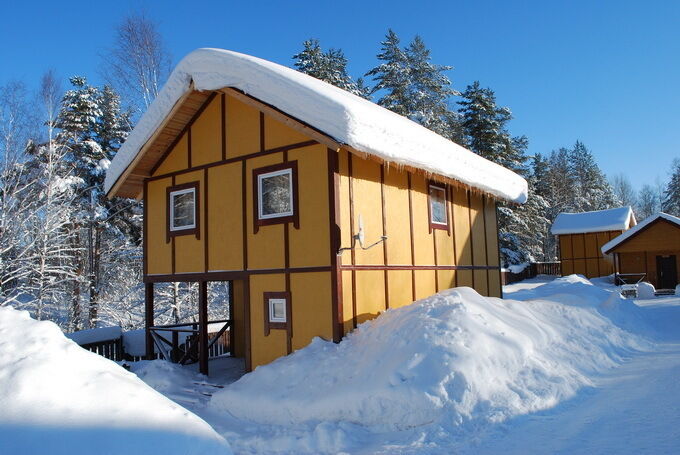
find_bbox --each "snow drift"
[211,276,649,431]
[0,306,231,455]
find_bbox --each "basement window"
[167,182,200,240]
[428,183,449,231]
[263,291,291,336]
[253,162,299,233]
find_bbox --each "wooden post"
[198,280,209,376]
[228,281,235,356]
[145,283,154,360]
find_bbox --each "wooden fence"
[501,262,561,285]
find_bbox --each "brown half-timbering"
[428,181,450,233]
[252,161,300,234]
[327,148,343,342]
[263,291,291,337]
[407,174,416,300]
[166,181,200,242]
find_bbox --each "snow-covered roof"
[601,212,680,254]
[104,48,528,203]
[550,207,636,235]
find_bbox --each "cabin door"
[656,255,678,289]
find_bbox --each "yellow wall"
[146,178,172,275]
[558,230,621,278]
[207,163,243,271]
[249,273,288,367]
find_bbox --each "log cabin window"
[167,182,200,240]
[263,291,291,336]
[428,183,449,231]
[253,161,299,232]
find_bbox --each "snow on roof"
[601,212,680,254]
[104,48,528,203]
[550,206,636,235]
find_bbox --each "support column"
[144,282,154,360]
[198,280,209,376]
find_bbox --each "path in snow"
[470,344,680,455]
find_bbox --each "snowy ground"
[4,275,679,454]
[127,275,680,454]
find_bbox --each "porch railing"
[148,319,232,365]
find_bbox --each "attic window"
[428,183,449,232]
[167,182,200,240]
[253,161,299,233]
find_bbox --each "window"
[428,183,449,232]
[263,291,291,336]
[166,182,200,241]
[253,162,299,233]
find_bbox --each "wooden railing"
[70,320,232,364]
[501,262,561,285]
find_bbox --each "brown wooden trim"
[171,176,176,275]
[380,164,389,309]
[494,201,503,297]
[467,190,475,288]
[228,280,235,355]
[148,140,318,182]
[348,153,357,329]
[204,168,209,272]
[144,282,154,360]
[143,266,332,283]
[407,173,416,300]
[143,180,148,276]
[149,92,217,177]
[244,275,252,372]
[221,93,226,161]
[482,195,489,291]
[259,111,265,152]
[241,161,248,271]
[427,181,450,233]
[166,181,200,240]
[263,291,291,337]
[340,265,501,271]
[327,148,343,342]
[252,161,299,233]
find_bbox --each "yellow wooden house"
[105,49,528,374]
[551,207,636,278]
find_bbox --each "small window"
[170,188,196,231]
[428,183,449,232]
[269,298,287,323]
[166,182,200,241]
[263,291,291,336]
[258,169,293,219]
[253,162,299,233]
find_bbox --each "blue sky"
[2,0,678,190]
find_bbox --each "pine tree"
[293,39,370,98]
[365,30,411,116]
[568,141,617,211]
[662,158,680,216]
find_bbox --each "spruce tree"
[365,30,411,116]
[293,39,370,98]
[662,159,680,216]
[568,141,617,211]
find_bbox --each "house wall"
[558,230,621,278]
[144,91,333,369]
[336,149,502,335]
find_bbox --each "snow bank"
[551,206,635,235]
[66,326,122,345]
[0,307,231,455]
[210,279,648,431]
[105,48,527,203]
[638,281,656,299]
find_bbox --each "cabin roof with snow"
[601,212,680,254]
[104,48,527,203]
[550,207,637,235]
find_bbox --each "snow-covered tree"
[637,184,661,219]
[662,158,680,216]
[611,174,637,209]
[569,141,617,211]
[365,30,411,116]
[293,39,370,98]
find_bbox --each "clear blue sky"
[2,0,678,190]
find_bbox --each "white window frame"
[429,184,448,226]
[169,187,196,231]
[257,168,294,220]
[268,297,287,323]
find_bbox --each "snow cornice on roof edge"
[550,207,636,235]
[601,212,680,254]
[105,48,528,203]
